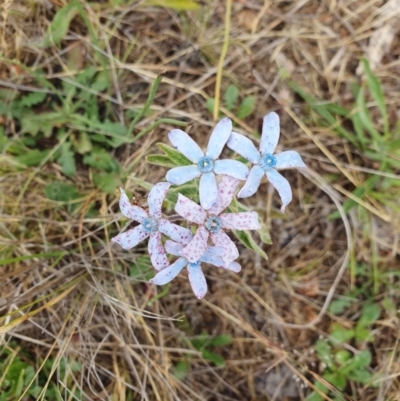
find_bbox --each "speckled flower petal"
[187,262,208,299]
[118,188,148,223]
[111,225,149,250]
[210,230,239,264]
[182,226,209,263]
[199,246,225,265]
[158,219,193,245]
[227,132,260,164]
[148,232,169,271]
[205,118,232,159]
[148,182,170,218]
[220,212,260,230]
[199,172,218,210]
[214,160,249,180]
[166,165,201,185]
[175,194,207,224]
[164,240,184,257]
[149,257,187,285]
[168,129,204,163]
[266,169,292,212]
[260,112,280,155]
[225,261,241,273]
[237,165,264,198]
[275,151,306,170]
[208,175,240,216]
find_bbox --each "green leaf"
[42,4,78,47]
[128,176,153,191]
[335,350,351,365]
[83,148,120,172]
[15,149,50,167]
[146,154,177,168]
[232,230,268,260]
[208,334,232,347]
[45,182,80,202]
[358,302,381,325]
[361,58,388,133]
[348,368,372,384]
[19,91,47,108]
[329,323,355,345]
[224,84,239,111]
[341,350,372,374]
[20,111,68,137]
[71,132,92,154]
[57,142,76,177]
[201,350,225,367]
[93,172,120,193]
[142,0,200,10]
[328,298,354,315]
[130,256,153,280]
[314,339,334,370]
[237,96,255,119]
[173,360,190,380]
[206,97,215,114]
[157,142,192,166]
[167,183,199,205]
[323,371,346,391]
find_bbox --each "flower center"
[198,156,214,173]
[141,217,159,233]
[259,153,277,171]
[205,215,221,233]
[188,261,201,269]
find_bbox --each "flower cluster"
[112,112,305,299]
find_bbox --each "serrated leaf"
[15,149,50,167]
[93,172,120,193]
[157,142,192,166]
[232,230,268,259]
[83,148,120,172]
[237,96,255,119]
[20,111,67,137]
[45,182,80,202]
[146,154,177,168]
[224,84,239,111]
[57,142,76,177]
[142,0,200,10]
[42,4,78,47]
[19,91,47,108]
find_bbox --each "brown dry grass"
[1,1,400,400]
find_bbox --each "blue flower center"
[141,217,158,233]
[205,216,221,233]
[198,156,214,173]
[188,261,201,269]
[259,153,277,171]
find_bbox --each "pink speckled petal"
[164,240,184,257]
[166,165,201,185]
[237,165,264,198]
[220,212,260,230]
[149,257,187,285]
[205,118,232,159]
[175,194,207,224]
[266,169,292,212]
[213,159,249,180]
[225,261,241,273]
[111,225,149,250]
[260,112,280,155]
[168,129,204,163]
[158,219,193,245]
[187,262,208,299]
[182,226,209,263]
[118,188,148,223]
[227,132,260,163]
[148,182,170,218]
[210,230,239,264]
[208,175,240,216]
[148,232,169,271]
[199,172,218,210]
[275,151,306,170]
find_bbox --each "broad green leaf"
[83,148,120,172]
[314,339,334,370]
[224,84,239,111]
[173,360,189,381]
[130,256,153,280]
[157,142,192,166]
[201,350,225,367]
[142,0,200,10]
[146,154,177,168]
[15,149,50,167]
[208,334,232,347]
[358,302,381,325]
[57,142,76,177]
[237,96,255,119]
[232,230,268,260]
[341,350,372,374]
[328,298,354,315]
[361,58,388,132]
[42,4,78,47]
[93,172,120,193]
[335,350,351,365]
[329,323,355,345]
[348,368,372,383]
[206,97,215,114]
[45,182,80,202]
[323,372,346,391]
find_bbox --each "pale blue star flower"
[227,112,306,212]
[111,183,192,270]
[149,240,241,299]
[166,118,249,210]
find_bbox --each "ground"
[0,1,399,400]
